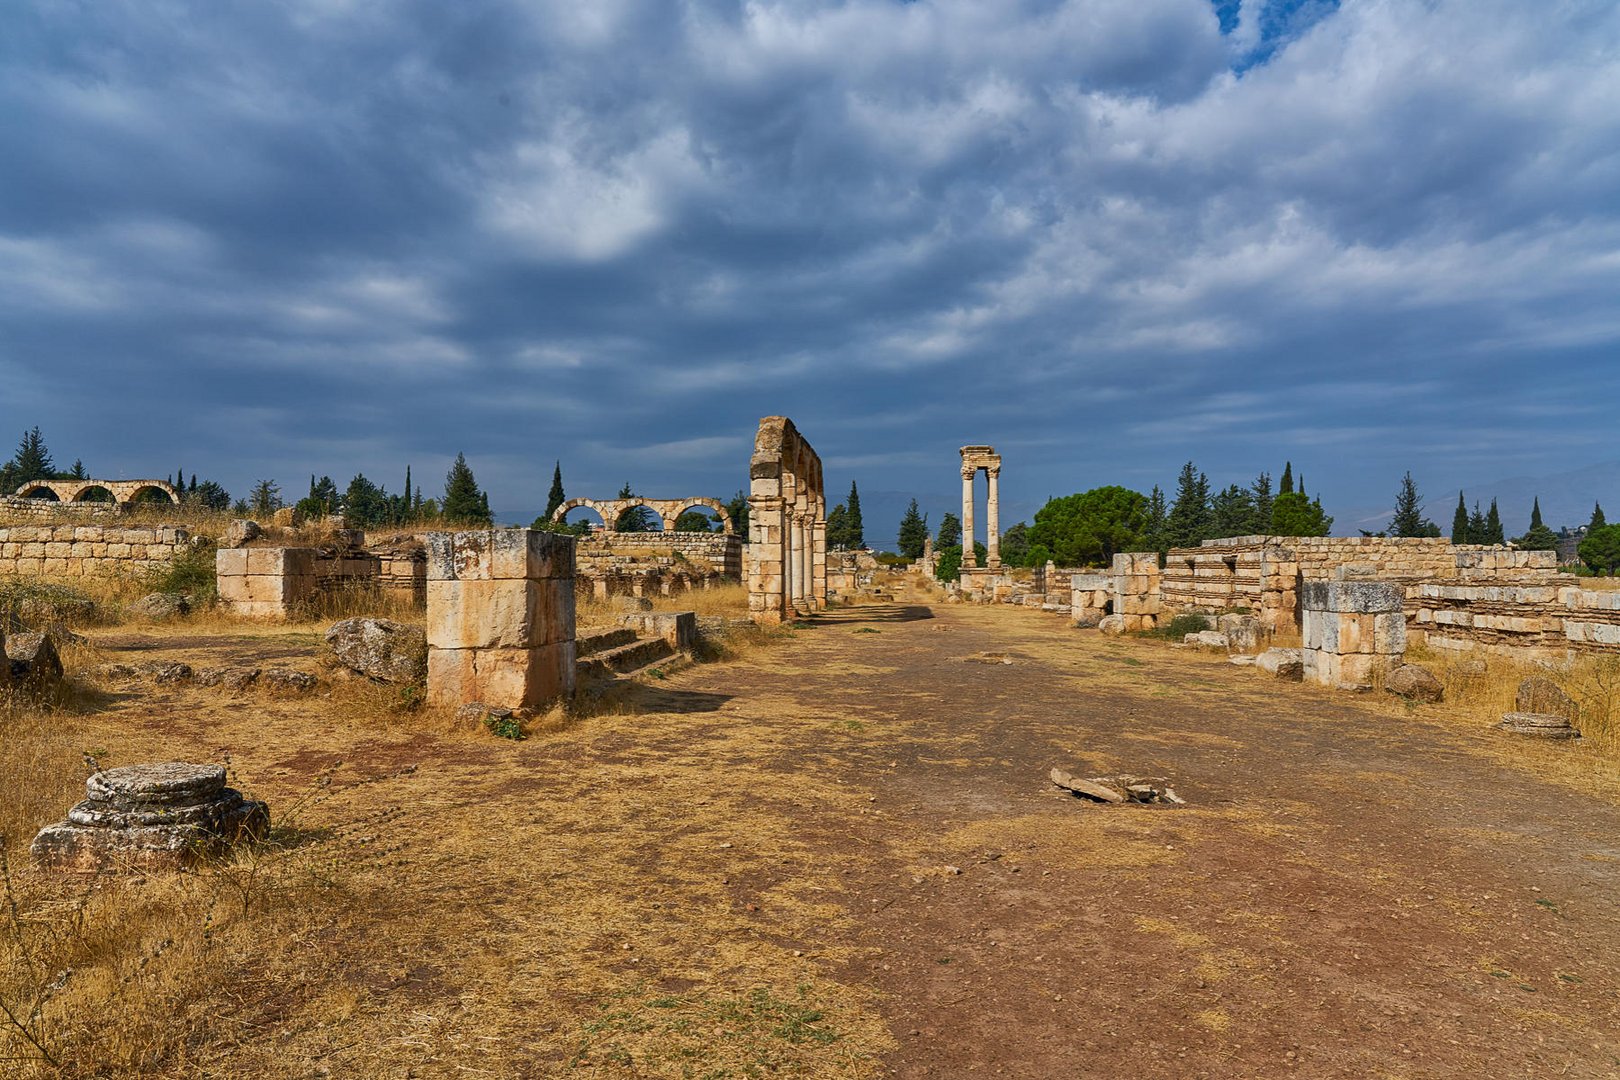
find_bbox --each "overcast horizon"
[4,0,1617,543]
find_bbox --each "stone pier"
[425,528,576,710]
[1301,580,1405,690]
[747,417,826,623]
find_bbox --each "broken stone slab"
[224,520,262,548]
[129,592,191,620]
[1217,613,1259,653]
[196,666,261,691]
[1514,677,1578,724]
[1455,658,1488,676]
[325,617,428,684]
[34,762,269,872]
[1185,630,1229,649]
[1385,663,1444,703]
[1228,655,1256,667]
[1499,712,1580,739]
[1097,614,1127,635]
[260,668,317,694]
[1255,647,1303,681]
[1050,768,1124,803]
[6,631,64,698]
[1052,768,1184,806]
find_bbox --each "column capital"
[961,467,978,481]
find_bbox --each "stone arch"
[663,498,735,535]
[126,483,179,505]
[12,478,181,506]
[71,484,116,503]
[17,483,60,501]
[611,499,664,532]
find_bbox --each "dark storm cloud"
[1,0,1617,535]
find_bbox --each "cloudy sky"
[3,0,1617,538]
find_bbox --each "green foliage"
[342,473,391,529]
[1468,502,1488,542]
[613,482,658,532]
[147,539,219,602]
[1144,612,1213,639]
[1279,461,1294,495]
[1451,491,1470,543]
[725,490,750,537]
[896,498,929,559]
[1484,499,1505,545]
[1590,503,1607,531]
[1165,462,1211,548]
[999,522,1030,567]
[1390,471,1435,537]
[934,545,962,582]
[484,713,525,740]
[673,509,716,532]
[1249,472,1273,534]
[1270,491,1332,537]
[248,479,282,515]
[67,459,87,480]
[1027,486,1147,567]
[443,453,493,525]
[1209,484,1255,540]
[189,479,232,511]
[936,512,961,549]
[826,503,849,548]
[545,462,566,522]
[843,481,864,549]
[1517,497,1559,551]
[1578,524,1620,574]
[1143,485,1168,553]
[1025,542,1051,568]
[292,496,329,526]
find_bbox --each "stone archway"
[553,495,736,536]
[13,478,181,507]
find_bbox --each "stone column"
[425,528,576,710]
[811,499,828,611]
[986,466,1002,569]
[961,467,977,569]
[789,512,805,608]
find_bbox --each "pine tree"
[897,499,929,559]
[1143,485,1168,553]
[68,459,87,481]
[845,481,864,549]
[1451,492,1469,543]
[613,482,656,532]
[343,474,390,528]
[1210,484,1256,540]
[1390,472,1428,537]
[826,504,849,549]
[725,490,750,536]
[544,462,566,522]
[1249,472,1273,534]
[1279,461,1294,496]
[1469,502,1487,542]
[936,512,962,549]
[1591,503,1607,531]
[1517,496,1559,551]
[1165,462,1212,548]
[1271,491,1332,537]
[248,479,282,515]
[442,453,493,525]
[1485,499,1505,545]
[11,427,54,486]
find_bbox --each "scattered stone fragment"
[1097,614,1127,635]
[1499,712,1580,739]
[96,662,138,682]
[196,666,261,691]
[1256,647,1304,681]
[224,520,262,547]
[1185,631,1229,649]
[129,592,190,620]
[455,701,515,728]
[1049,768,1125,804]
[1515,677,1578,725]
[133,660,194,685]
[325,617,428,684]
[610,595,654,613]
[1218,614,1260,653]
[1228,655,1257,667]
[32,762,269,872]
[1455,659,1488,676]
[1386,663,1444,703]
[1052,768,1184,806]
[964,652,1014,665]
[6,632,64,698]
[260,668,317,693]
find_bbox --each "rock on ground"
[1515,677,1578,724]
[1185,631,1229,649]
[129,592,191,620]
[6,631,64,697]
[1097,614,1126,635]
[325,617,427,684]
[1386,663,1444,703]
[1256,647,1304,681]
[1499,712,1580,739]
[261,668,317,693]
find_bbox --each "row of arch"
[552,496,736,535]
[12,479,180,506]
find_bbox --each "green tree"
[1390,472,1432,537]
[936,512,962,549]
[1027,486,1148,568]
[1485,499,1505,545]
[1249,472,1273,534]
[442,453,493,525]
[844,481,864,549]
[67,458,87,480]
[544,462,566,522]
[1000,522,1031,567]
[1279,461,1294,495]
[826,503,850,548]
[613,482,657,532]
[7,427,54,488]
[192,480,231,511]
[1590,503,1607,531]
[1451,491,1470,544]
[1164,462,1211,548]
[1142,485,1168,553]
[1468,502,1488,542]
[248,479,282,516]
[1271,491,1331,537]
[896,499,929,559]
[934,542,988,583]
[1516,497,1559,551]
[673,509,715,532]
[342,473,391,528]
[1210,484,1256,539]
[725,490,750,537]
[1578,524,1620,575]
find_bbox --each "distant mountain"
[1338,460,1620,536]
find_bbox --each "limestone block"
[1336,613,1364,654]
[427,528,574,583]
[426,642,576,709]
[1256,648,1303,679]
[215,548,249,577]
[1373,612,1406,654]
[426,579,573,650]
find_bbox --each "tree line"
[0,427,233,510]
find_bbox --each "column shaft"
[986,470,1001,569]
[961,471,976,569]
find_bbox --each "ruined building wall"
[747,416,826,623]
[0,524,195,578]
[1411,584,1620,655]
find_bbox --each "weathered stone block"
[426,528,574,583]
[425,578,574,649]
[426,643,575,709]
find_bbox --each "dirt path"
[664,596,1620,1079]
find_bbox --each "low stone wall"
[217,544,427,618]
[576,531,742,599]
[1412,583,1620,655]
[0,523,195,578]
[0,496,120,521]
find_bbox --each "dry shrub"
[1406,643,1620,754]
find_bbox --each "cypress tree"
[845,481,864,549]
[442,453,493,525]
[1143,485,1168,553]
[1469,502,1487,542]
[1517,497,1559,551]
[897,499,929,559]
[1279,461,1294,495]
[544,462,566,522]
[1485,499,1505,545]
[1249,472,1273,534]
[1451,491,1469,544]
[1591,503,1607,531]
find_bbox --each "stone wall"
[1412,583,1620,655]
[0,523,195,577]
[217,544,427,618]
[0,496,120,521]
[747,416,826,622]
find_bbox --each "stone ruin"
[1,478,181,520]
[955,445,1002,597]
[747,416,827,623]
[32,762,269,872]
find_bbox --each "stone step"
[576,636,677,682]
[576,627,639,657]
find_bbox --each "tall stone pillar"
[986,466,1002,569]
[961,468,977,568]
[789,512,804,606]
[811,500,827,611]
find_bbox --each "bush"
[146,539,219,602]
[1579,524,1620,575]
[1143,612,1211,639]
